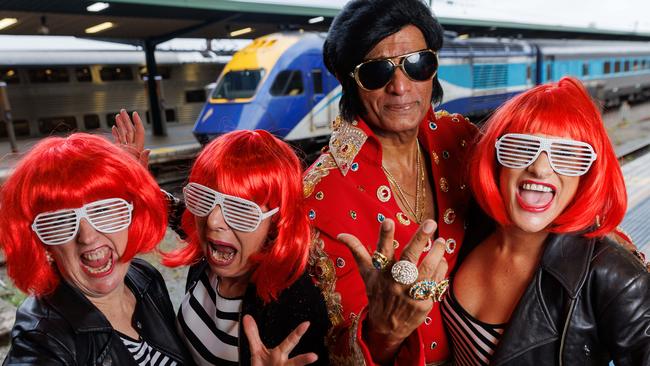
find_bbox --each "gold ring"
[433,279,449,302]
[408,280,436,301]
[371,251,389,271]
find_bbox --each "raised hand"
[111,109,150,167]
[337,218,447,364]
[243,315,318,366]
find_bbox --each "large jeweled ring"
[408,280,436,300]
[371,251,389,271]
[433,279,450,302]
[391,260,419,285]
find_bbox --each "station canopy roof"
[1,0,649,42]
[0,0,337,42]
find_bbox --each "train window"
[614,61,621,73]
[75,67,92,82]
[312,69,323,94]
[546,64,552,81]
[212,69,264,99]
[165,109,177,122]
[83,114,101,130]
[604,61,611,74]
[633,60,639,71]
[0,119,30,138]
[38,116,77,135]
[270,70,304,96]
[624,61,630,72]
[643,60,647,69]
[526,65,531,80]
[100,66,134,81]
[28,68,69,83]
[106,113,119,127]
[0,68,20,84]
[139,66,172,80]
[15,120,30,136]
[185,89,206,103]
[582,63,589,76]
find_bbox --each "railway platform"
[0,122,200,183]
[620,151,650,252]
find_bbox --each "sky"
[237,0,650,34]
[431,0,650,33]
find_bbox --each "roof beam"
[105,0,341,17]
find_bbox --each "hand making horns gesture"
[337,218,448,363]
[243,315,318,366]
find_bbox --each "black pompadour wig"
[323,0,445,122]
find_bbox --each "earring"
[45,251,54,264]
[595,215,601,228]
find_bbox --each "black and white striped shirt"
[177,268,243,366]
[119,332,178,366]
[441,287,505,366]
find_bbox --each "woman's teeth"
[85,257,113,274]
[521,183,554,193]
[80,247,113,274]
[82,249,107,261]
[210,245,236,262]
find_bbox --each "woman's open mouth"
[516,181,556,212]
[207,240,238,266]
[80,246,114,277]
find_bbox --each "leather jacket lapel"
[540,234,594,299]
[489,271,559,365]
[489,234,595,365]
[46,280,113,333]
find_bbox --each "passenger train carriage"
[193,32,650,147]
[0,36,228,140]
[193,32,340,146]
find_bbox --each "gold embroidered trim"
[303,153,338,198]
[434,109,450,119]
[308,230,344,327]
[347,313,368,366]
[329,115,368,176]
[329,353,363,366]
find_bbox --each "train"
[192,32,650,148]
[0,36,230,140]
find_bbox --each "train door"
[310,68,329,129]
[305,54,330,130]
[544,56,555,82]
[557,59,570,80]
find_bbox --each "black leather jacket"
[4,258,193,365]
[484,234,650,365]
[184,260,330,365]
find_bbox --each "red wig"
[0,133,167,295]
[163,130,310,303]
[470,77,626,237]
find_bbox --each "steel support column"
[144,39,166,136]
[0,82,18,153]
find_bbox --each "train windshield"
[211,69,265,99]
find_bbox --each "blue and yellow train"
[193,32,650,146]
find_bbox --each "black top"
[184,259,330,366]
[4,258,194,366]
